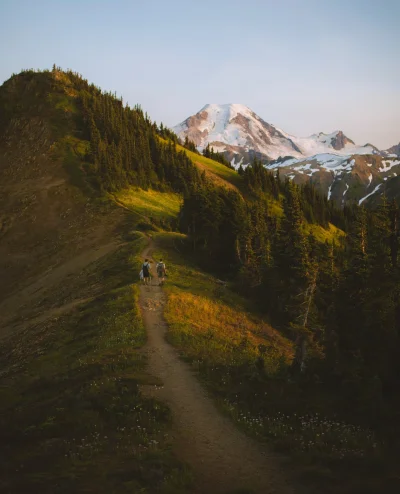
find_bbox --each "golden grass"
[113,187,182,221]
[157,137,242,192]
[305,222,345,245]
[176,144,242,190]
[165,291,293,371]
[190,158,240,192]
[151,232,293,374]
[267,197,284,217]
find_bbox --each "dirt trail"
[139,240,294,494]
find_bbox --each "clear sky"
[0,0,399,148]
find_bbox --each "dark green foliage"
[180,157,400,439]
[80,84,203,193]
[0,68,205,195]
[183,136,200,154]
[242,159,280,198]
[203,143,234,168]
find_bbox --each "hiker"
[142,259,152,285]
[156,259,167,286]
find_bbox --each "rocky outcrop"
[386,142,400,156]
[330,130,355,150]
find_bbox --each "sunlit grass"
[114,187,182,221]
[153,231,292,370]
[166,291,292,370]
[305,222,345,245]
[176,143,243,189]
[158,136,242,191]
[267,197,284,218]
[61,134,90,157]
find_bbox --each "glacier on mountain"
[173,103,380,163]
[174,103,400,206]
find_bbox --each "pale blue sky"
[0,0,399,148]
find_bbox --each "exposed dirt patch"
[139,241,294,494]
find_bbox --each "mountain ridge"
[174,103,400,206]
[173,103,389,163]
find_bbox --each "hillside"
[175,142,242,192]
[0,68,344,310]
[0,72,127,325]
[1,68,399,494]
[0,69,213,492]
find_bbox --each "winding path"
[139,241,294,494]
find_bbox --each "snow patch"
[327,184,333,200]
[359,184,382,205]
[379,160,400,173]
[173,104,382,162]
[231,156,244,170]
[343,183,349,196]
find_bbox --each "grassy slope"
[0,233,192,493]
[170,143,345,244]
[114,187,182,223]
[175,144,243,191]
[151,232,385,494]
[153,233,292,369]
[305,222,345,245]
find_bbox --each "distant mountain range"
[174,104,400,206]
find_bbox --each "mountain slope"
[174,104,399,206]
[386,141,400,156]
[0,72,126,309]
[266,153,400,206]
[173,103,379,164]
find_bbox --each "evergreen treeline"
[76,76,204,193]
[203,143,233,168]
[180,160,400,427]
[0,67,205,195]
[182,136,200,154]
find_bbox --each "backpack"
[142,262,150,277]
[157,262,165,276]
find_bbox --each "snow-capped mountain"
[173,104,379,165]
[266,154,400,206]
[386,142,400,157]
[174,104,400,206]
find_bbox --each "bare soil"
[139,241,294,494]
